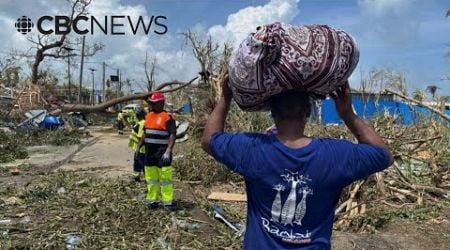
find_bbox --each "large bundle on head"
[228,22,359,111]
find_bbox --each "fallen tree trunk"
[385,89,450,121]
[53,77,198,114]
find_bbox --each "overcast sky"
[0,0,449,95]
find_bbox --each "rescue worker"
[138,92,177,211]
[117,110,125,135]
[128,107,146,182]
[126,108,137,128]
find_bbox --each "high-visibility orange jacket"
[144,111,175,145]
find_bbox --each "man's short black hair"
[269,90,312,121]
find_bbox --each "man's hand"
[161,149,171,166]
[221,74,232,101]
[332,81,356,121]
[332,81,394,165]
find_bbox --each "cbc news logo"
[14,15,167,36]
[15,16,34,34]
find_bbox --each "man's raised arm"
[332,81,394,165]
[201,75,232,155]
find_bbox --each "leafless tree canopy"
[144,52,157,92]
[21,0,103,85]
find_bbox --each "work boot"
[164,203,176,212]
[146,201,159,210]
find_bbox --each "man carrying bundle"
[201,23,393,250]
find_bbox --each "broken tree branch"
[385,89,450,121]
[55,77,197,113]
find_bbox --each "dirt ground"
[1,127,449,249]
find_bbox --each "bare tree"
[23,0,103,85]
[182,31,232,101]
[0,55,17,81]
[364,67,407,95]
[183,31,218,86]
[144,52,157,91]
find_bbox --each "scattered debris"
[208,192,247,202]
[20,216,31,225]
[0,219,12,225]
[15,213,26,218]
[171,216,200,230]
[66,234,81,250]
[75,180,87,186]
[176,121,190,139]
[156,236,169,250]
[212,204,244,236]
[3,197,23,205]
[57,187,66,194]
[9,167,20,176]
[2,229,9,239]
[176,134,189,143]
[18,110,48,128]
[173,154,185,160]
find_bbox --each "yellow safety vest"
[117,112,124,121]
[128,120,145,153]
[127,110,137,125]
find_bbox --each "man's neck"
[274,119,311,148]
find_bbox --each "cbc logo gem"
[15,16,34,35]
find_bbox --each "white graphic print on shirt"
[262,170,313,244]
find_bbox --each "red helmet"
[148,92,165,102]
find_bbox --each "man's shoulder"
[317,137,354,145]
[313,138,357,152]
[212,132,267,143]
[214,132,268,141]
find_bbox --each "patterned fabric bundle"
[228,22,359,111]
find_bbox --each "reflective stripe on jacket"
[144,112,172,145]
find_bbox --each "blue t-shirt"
[210,133,389,250]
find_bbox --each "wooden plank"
[207,192,247,202]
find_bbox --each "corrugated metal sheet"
[314,97,449,125]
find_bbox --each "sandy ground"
[58,130,135,178]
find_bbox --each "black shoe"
[164,203,176,212]
[146,202,159,209]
